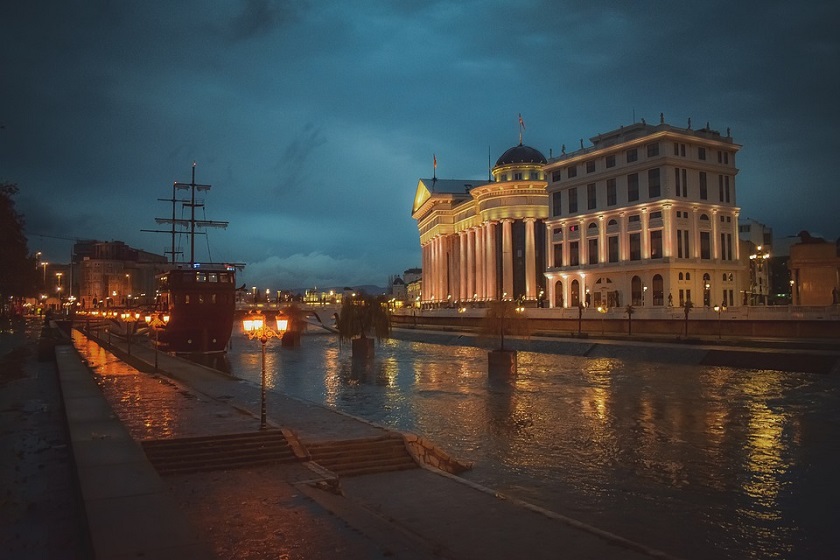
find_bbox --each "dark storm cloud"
[2,0,839,289]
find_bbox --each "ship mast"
[142,162,229,265]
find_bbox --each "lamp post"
[242,310,288,430]
[144,313,170,371]
[713,304,727,339]
[749,245,770,306]
[120,311,141,355]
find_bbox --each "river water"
[222,331,837,560]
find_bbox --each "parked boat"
[143,163,240,353]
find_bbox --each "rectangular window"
[629,233,641,261]
[677,229,690,258]
[606,154,616,168]
[646,143,659,157]
[586,160,595,173]
[588,238,599,264]
[698,147,706,160]
[587,183,597,209]
[725,176,731,202]
[649,211,662,220]
[628,214,641,223]
[626,148,638,163]
[606,178,617,205]
[675,168,681,197]
[681,169,687,197]
[699,172,707,200]
[552,191,562,216]
[553,243,563,267]
[514,172,523,180]
[569,241,579,266]
[568,187,578,213]
[650,230,662,259]
[567,166,577,178]
[719,175,724,201]
[700,231,711,259]
[648,168,661,198]
[529,171,540,180]
[627,173,639,201]
[552,170,562,182]
[608,236,619,263]
[673,142,680,156]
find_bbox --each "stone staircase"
[305,433,418,477]
[141,430,298,476]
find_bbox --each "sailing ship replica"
[143,163,239,353]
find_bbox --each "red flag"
[433,153,437,168]
[519,113,526,130]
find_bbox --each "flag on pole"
[519,113,526,131]
[433,153,437,169]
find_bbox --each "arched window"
[703,273,711,306]
[686,272,691,281]
[652,274,664,306]
[679,272,684,281]
[571,279,580,307]
[631,275,643,306]
[608,219,618,226]
[588,222,598,231]
[700,214,710,221]
[554,280,564,308]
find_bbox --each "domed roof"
[495,144,547,166]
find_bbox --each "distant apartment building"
[74,240,168,308]
[543,119,742,309]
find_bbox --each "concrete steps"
[306,434,418,477]
[142,430,298,475]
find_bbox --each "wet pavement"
[5,319,681,559]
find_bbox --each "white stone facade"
[544,120,742,309]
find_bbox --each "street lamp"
[120,311,141,355]
[713,304,727,339]
[144,313,170,371]
[242,310,289,430]
[749,245,770,306]
[41,262,49,286]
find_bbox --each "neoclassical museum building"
[412,118,743,310]
[411,144,549,306]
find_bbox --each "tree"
[0,183,37,309]
[336,292,391,359]
[625,304,635,335]
[683,300,694,337]
[480,300,529,351]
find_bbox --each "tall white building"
[543,118,742,309]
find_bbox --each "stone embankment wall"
[390,328,840,374]
[403,432,473,474]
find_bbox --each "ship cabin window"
[212,294,217,304]
[220,273,229,283]
[196,272,207,282]
[209,273,219,282]
[198,294,205,304]
[184,294,190,304]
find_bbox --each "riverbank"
[8,319,680,559]
[390,326,840,374]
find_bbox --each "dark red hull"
[155,265,236,353]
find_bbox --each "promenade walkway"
[59,324,679,559]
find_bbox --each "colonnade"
[422,218,541,305]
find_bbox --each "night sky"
[2,1,838,291]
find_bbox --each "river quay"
[3,318,679,560]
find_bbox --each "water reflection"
[220,332,835,560]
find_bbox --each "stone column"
[712,209,720,260]
[475,226,485,299]
[501,219,514,299]
[525,218,536,300]
[466,229,476,300]
[662,203,673,258]
[485,221,497,300]
[458,231,467,301]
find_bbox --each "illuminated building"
[544,118,742,309]
[788,232,840,306]
[411,144,548,306]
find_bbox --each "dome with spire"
[495,144,547,167]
